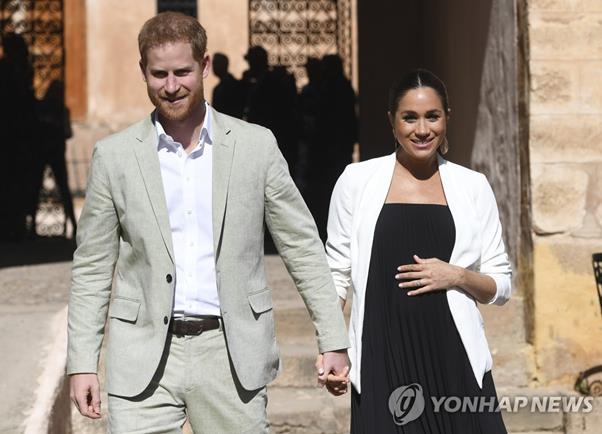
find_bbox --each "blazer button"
[166,274,173,283]
[163,316,168,325]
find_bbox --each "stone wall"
[529,0,602,385]
[199,0,249,102]
[86,0,155,127]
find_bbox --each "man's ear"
[139,60,147,82]
[202,54,211,79]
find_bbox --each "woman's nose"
[416,119,429,136]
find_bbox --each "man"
[241,46,298,178]
[211,52,244,119]
[68,12,349,433]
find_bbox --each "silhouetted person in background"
[33,80,77,238]
[297,57,322,195]
[242,46,298,179]
[0,33,38,242]
[308,54,358,241]
[211,52,244,119]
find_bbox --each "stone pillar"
[470,0,527,288]
[529,0,602,384]
[64,0,87,121]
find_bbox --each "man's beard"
[148,87,205,122]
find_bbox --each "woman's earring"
[393,130,400,150]
[439,137,449,155]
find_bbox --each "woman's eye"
[427,115,440,121]
[402,116,417,122]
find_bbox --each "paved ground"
[0,255,72,433]
[1,248,599,433]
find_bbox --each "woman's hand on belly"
[395,254,497,303]
[395,254,464,295]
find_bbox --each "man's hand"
[70,373,101,419]
[316,350,350,395]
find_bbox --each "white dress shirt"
[156,103,220,316]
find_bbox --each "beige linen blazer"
[67,107,349,397]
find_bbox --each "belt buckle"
[172,319,184,337]
[190,321,205,336]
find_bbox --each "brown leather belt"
[169,316,221,336]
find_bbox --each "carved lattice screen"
[1,0,65,236]
[0,0,64,99]
[249,0,353,87]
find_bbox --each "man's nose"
[165,74,179,93]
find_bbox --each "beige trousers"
[108,324,269,434]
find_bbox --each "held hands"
[70,373,102,419]
[315,350,350,396]
[396,254,464,296]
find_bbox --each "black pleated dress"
[351,204,507,434]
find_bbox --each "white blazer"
[326,153,512,393]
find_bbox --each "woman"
[322,70,511,433]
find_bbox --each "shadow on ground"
[0,237,75,268]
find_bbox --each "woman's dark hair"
[388,69,450,114]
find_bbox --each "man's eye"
[152,72,167,78]
[175,70,190,77]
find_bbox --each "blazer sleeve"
[325,167,353,300]
[476,174,512,306]
[263,131,349,353]
[67,144,120,374]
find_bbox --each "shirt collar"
[155,101,213,153]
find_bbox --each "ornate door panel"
[1,0,66,237]
[249,0,353,86]
[1,0,64,99]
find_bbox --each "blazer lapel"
[438,154,478,268]
[354,153,396,298]
[355,153,396,239]
[133,113,175,263]
[210,108,235,257]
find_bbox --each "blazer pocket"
[109,297,141,323]
[248,288,273,314]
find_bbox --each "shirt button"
[177,151,182,157]
[186,177,191,182]
[186,210,192,215]
[166,274,173,283]
[163,316,169,325]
